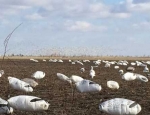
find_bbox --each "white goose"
[119,69,124,75]
[56,73,72,84]
[0,70,4,77]
[0,98,13,114]
[8,77,33,92]
[107,81,119,89]
[75,79,102,93]
[136,74,148,82]
[90,66,96,79]
[99,98,141,115]
[80,68,85,73]
[143,65,149,72]
[31,71,45,79]
[22,78,38,87]
[122,72,148,82]
[8,95,49,111]
[122,72,137,81]
[70,75,84,83]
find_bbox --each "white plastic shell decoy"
[105,63,110,68]
[8,95,50,111]
[0,70,4,77]
[119,70,124,75]
[22,78,38,87]
[136,74,148,82]
[80,68,85,73]
[90,66,95,79]
[31,71,45,79]
[143,66,149,72]
[75,79,102,93]
[99,98,141,115]
[8,77,33,92]
[56,73,72,84]
[70,75,84,83]
[122,72,137,81]
[126,67,135,72]
[107,81,119,89]
[0,98,13,114]
[114,66,119,69]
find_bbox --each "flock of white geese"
[0,59,149,115]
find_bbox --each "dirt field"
[0,59,150,115]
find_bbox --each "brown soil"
[0,59,149,115]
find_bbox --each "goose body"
[80,68,85,73]
[136,74,148,82]
[8,95,49,111]
[0,98,13,114]
[31,71,45,79]
[56,73,71,84]
[22,78,38,87]
[122,72,137,81]
[99,98,141,115]
[107,81,119,89]
[0,70,4,77]
[70,75,84,83]
[75,79,102,93]
[90,66,95,79]
[143,66,149,72]
[8,77,33,92]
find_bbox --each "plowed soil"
[0,59,150,115]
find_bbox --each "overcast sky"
[0,0,150,56]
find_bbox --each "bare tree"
[1,23,22,69]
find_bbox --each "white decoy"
[90,66,95,79]
[0,98,13,114]
[76,61,83,65]
[117,62,123,65]
[107,81,119,89]
[49,59,57,62]
[43,59,46,62]
[146,61,150,65]
[70,75,84,83]
[93,60,101,65]
[8,95,50,111]
[32,59,38,62]
[143,65,149,72]
[83,60,90,63]
[136,74,148,82]
[122,72,137,81]
[58,60,63,63]
[119,69,124,75]
[8,77,33,92]
[22,78,38,87]
[114,66,119,69]
[31,71,45,79]
[122,63,127,66]
[71,62,75,64]
[126,67,135,72]
[131,62,136,66]
[80,68,85,73]
[105,63,110,68]
[56,73,72,84]
[99,98,141,115]
[75,79,102,93]
[137,62,146,67]
[30,58,34,61]
[0,70,4,77]
[109,61,116,65]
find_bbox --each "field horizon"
[0,56,150,61]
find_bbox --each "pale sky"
[0,0,150,56]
